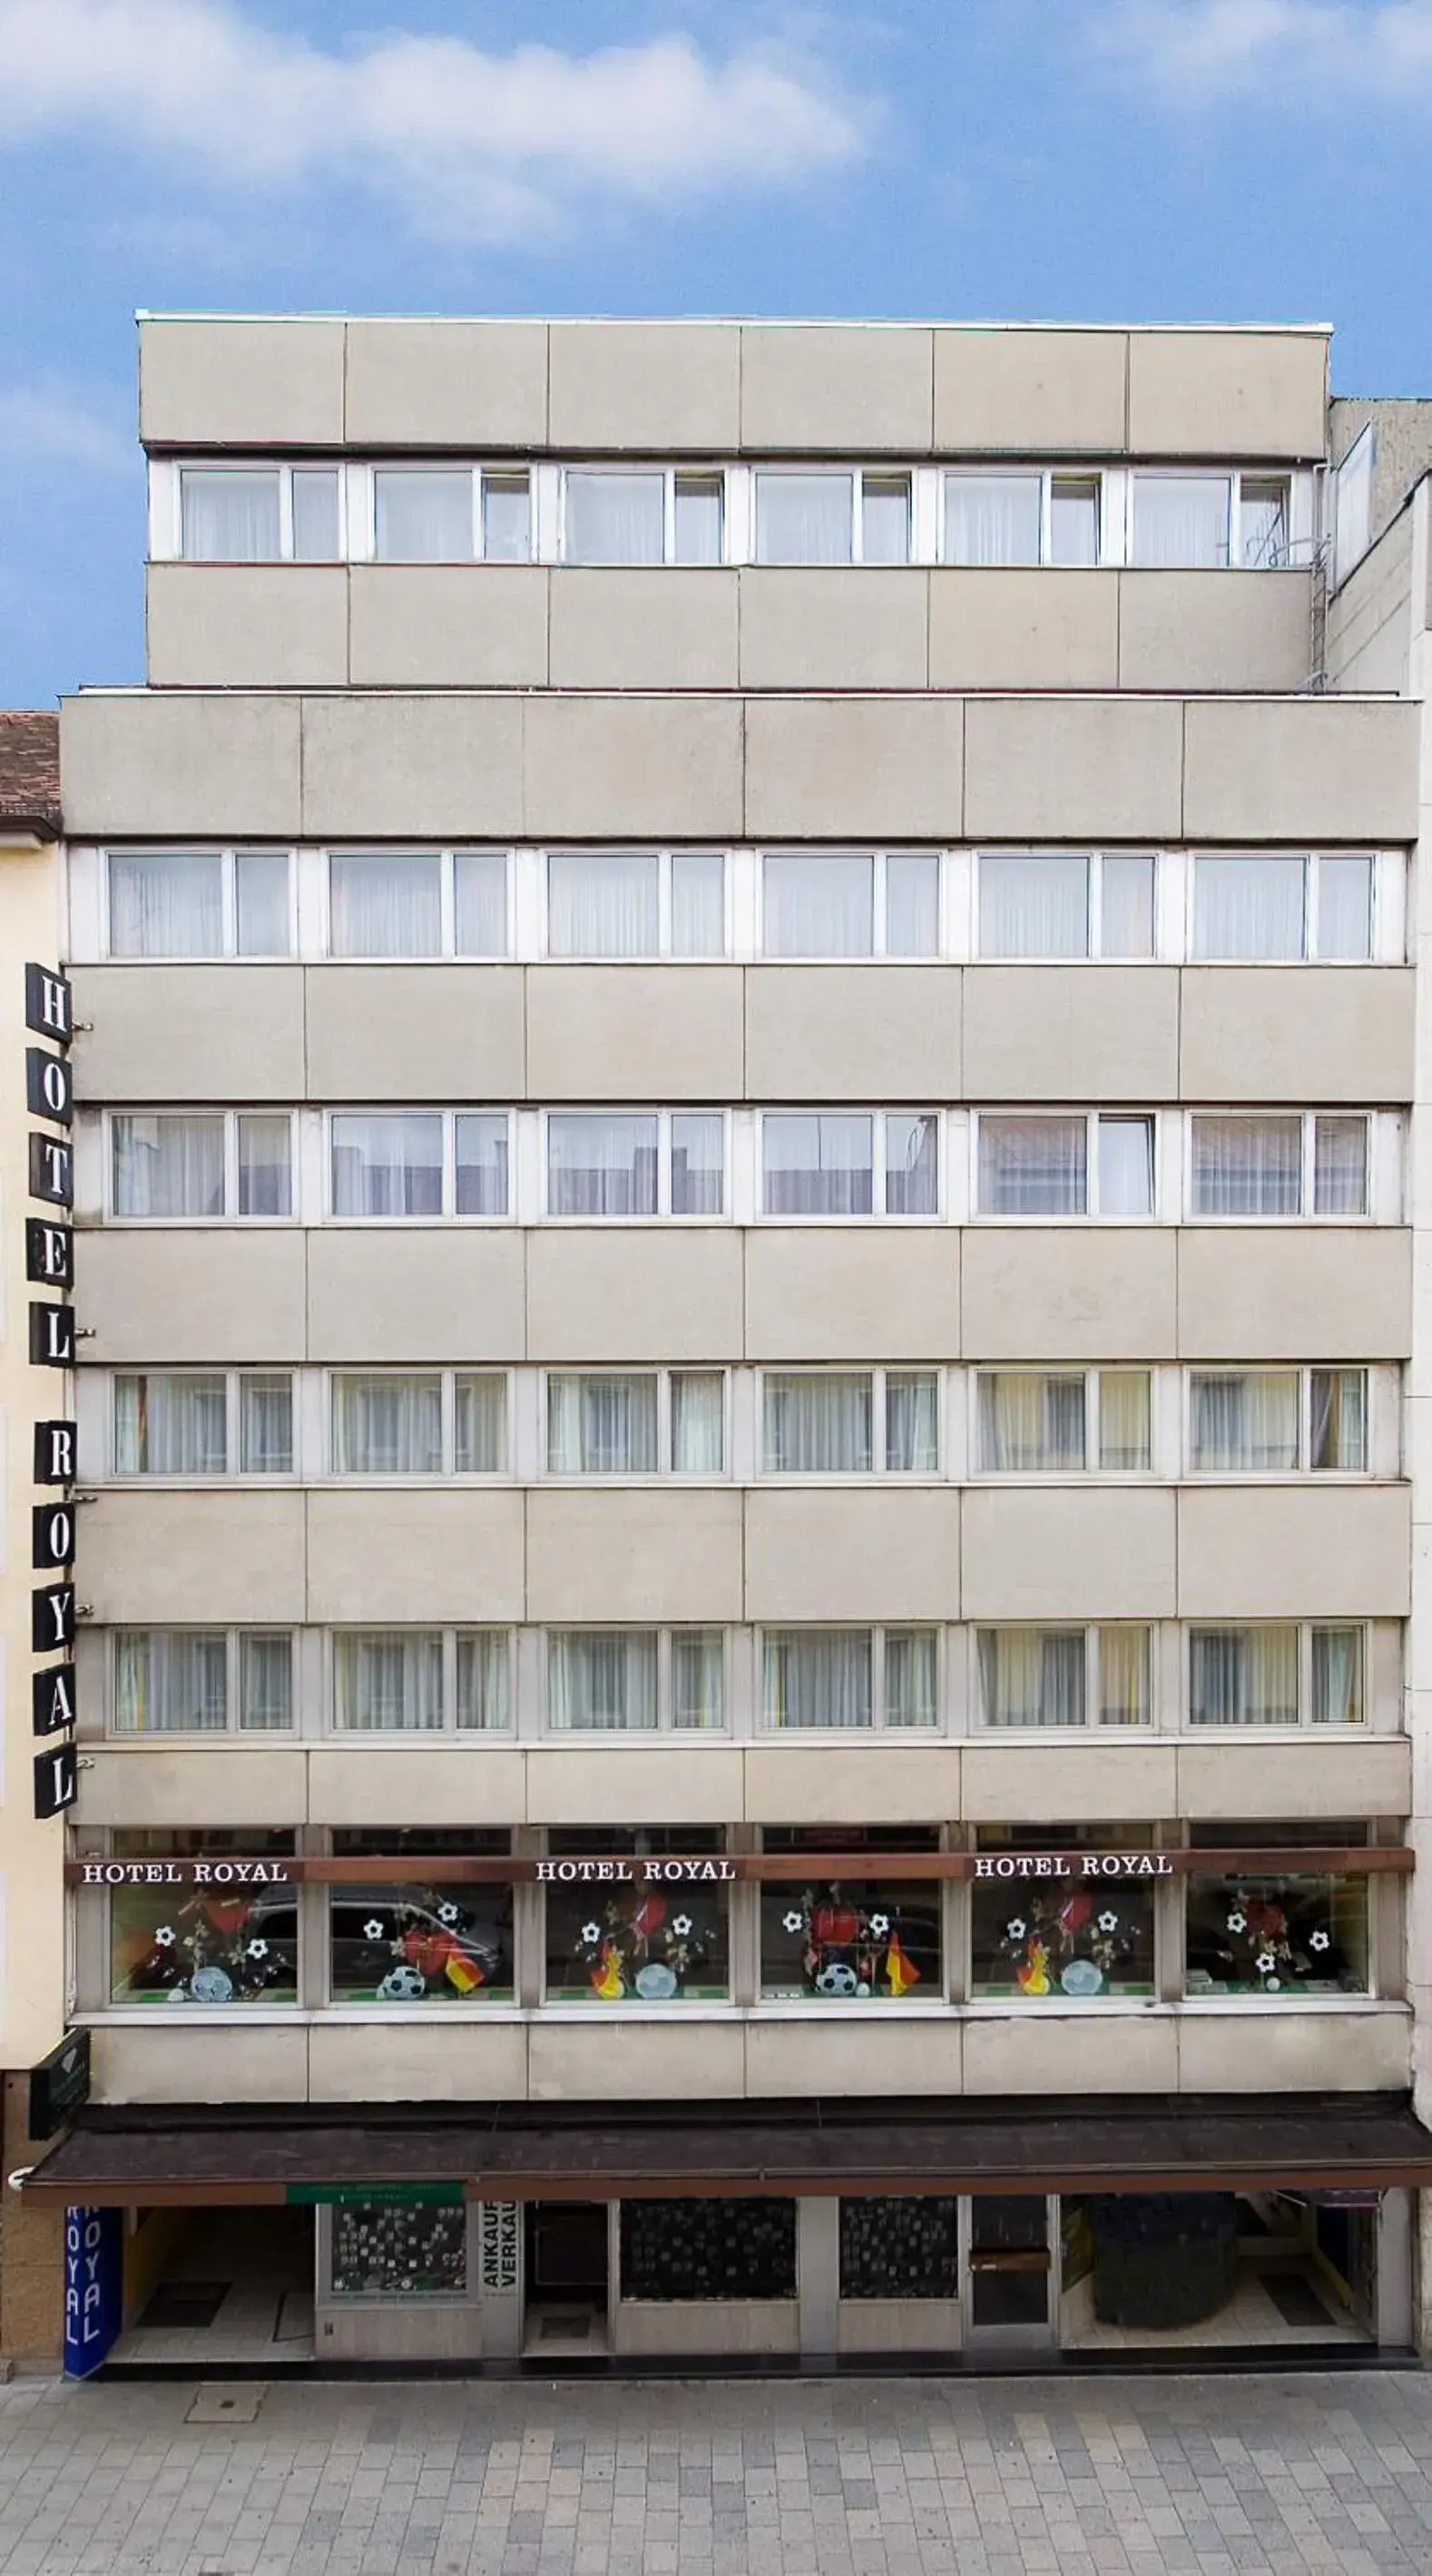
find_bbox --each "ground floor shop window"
[620,2198,797,2301]
[544,1830,730,2001]
[760,1829,942,2000]
[971,1827,1156,2000]
[329,2204,467,2299]
[1185,1872,1368,1995]
[839,2197,959,2298]
[106,1831,298,2003]
[329,1830,513,2002]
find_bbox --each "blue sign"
[63,2207,123,2376]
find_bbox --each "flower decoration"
[1097,1912,1119,1935]
[1006,1917,1026,1942]
[437,1902,461,1928]
[1226,1910,1246,1933]
[672,1914,692,1939]
[782,1910,805,1935]
[1309,1928,1330,1952]
[581,1922,602,1947]
[245,1939,269,1961]
[153,1925,176,1948]
[1255,1951,1277,1976]
[869,1913,889,1937]
[363,1918,387,1942]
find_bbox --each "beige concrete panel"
[743,699,963,841]
[616,2304,798,2357]
[1182,700,1418,842]
[305,966,525,1100]
[522,696,743,839]
[140,316,345,446]
[526,1491,742,1622]
[744,2020,961,2099]
[744,967,959,1101]
[348,569,547,688]
[964,697,1183,840]
[548,320,740,450]
[962,1490,1176,1619]
[526,967,742,1100]
[1175,2011,1409,2094]
[742,1742,960,1825]
[84,1490,307,1622]
[306,1490,524,1622]
[1173,1735,1410,1819]
[1126,330,1328,459]
[929,570,1119,693]
[309,2020,529,2104]
[1325,510,1414,693]
[307,1230,525,1363]
[738,573,928,691]
[91,2025,309,2106]
[306,1744,528,1827]
[1176,1486,1411,1618]
[962,1742,1179,1823]
[1176,1229,1411,1361]
[1180,968,1414,1104]
[79,1229,308,1363]
[549,572,738,689]
[77,1747,309,1827]
[740,325,933,452]
[1118,572,1311,693]
[933,329,1128,453]
[72,966,306,1103]
[744,1232,960,1363]
[962,1229,1176,1361]
[744,1490,959,1623]
[526,1231,742,1363]
[528,2020,746,2101]
[300,695,524,841]
[963,967,1176,1100]
[145,565,348,689]
[343,318,548,447]
[963,2012,1177,2095]
[61,693,301,839]
[525,1745,746,1826]
[835,2299,961,2355]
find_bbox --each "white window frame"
[323,1370,512,1480]
[755,1367,944,1480]
[321,848,515,960]
[104,1109,298,1224]
[750,466,913,566]
[540,1628,731,1735]
[557,465,727,566]
[540,1108,729,1224]
[102,1369,299,1481]
[99,845,298,960]
[937,467,1105,568]
[969,1368,1153,1479]
[969,1109,1161,1224]
[972,849,1158,962]
[970,1624,1154,1733]
[1184,850,1388,965]
[324,1108,515,1224]
[328,1627,515,1736]
[169,461,347,564]
[757,1109,944,1224]
[1182,1109,1387,1224]
[756,1625,943,1734]
[1185,1622,1371,1732]
[106,1627,299,1738]
[538,1369,730,1480]
[1182,1365,1376,1479]
[756,849,943,960]
[540,848,730,961]
[363,463,534,565]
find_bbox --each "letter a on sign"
[33,1664,76,1737]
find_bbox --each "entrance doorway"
[109,2206,315,2365]
[962,2195,1055,2354]
[523,2201,610,2358]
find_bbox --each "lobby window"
[622,2200,797,2299]
[103,1831,298,2005]
[545,1629,725,1733]
[180,464,340,562]
[760,1828,942,2001]
[760,850,939,958]
[761,1110,937,1217]
[329,1372,506,1476]
[971,1829,1157,2001]
[113,1372,294,1477]
[1185,1859,1369,1998]
[544,1829,731,2001]
[324,849,511,959]
[840,2198,959,2300]
[976,1627,1151,1730]
[328,1830,513,2005]
[1187,1113,1368,1218]
[761,1369,938,1475]
[1129,471,1290,569]
[330,2207,468,2300]
[942,470,1100,566]
[545,1372,725,1475]
[111,1630,294,1735]
[976,851,1154,959]
[111,1112,293,1219]
[545,1111,723,1217]
[761,1628,938,1730]
[562,467,723,565]
[1192,852,1375,962]
[753,469,912,565]
[976,1369,1150,1473]
[1188,1624,1365,1728]
[332,1630,510,1734]
[329,1111,509,1217]
[545,849,726,959]
[371,466,531,563]
[106,847,293,958]
[976,1112,1155,1218]
[1187,1368,1367,1473]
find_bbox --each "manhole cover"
[186,2384,268,2424]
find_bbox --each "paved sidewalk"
[2,2370,1432,2574]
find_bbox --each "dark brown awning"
[22,2094,1432,2206]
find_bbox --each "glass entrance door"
[963,2194,1056,2352]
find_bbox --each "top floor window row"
[159,460,1310,573]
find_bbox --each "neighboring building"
[19,315,1432,2367]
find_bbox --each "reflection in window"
[331,1113,442,1216]
[108,1833,298,2004]
[547,1114,657,1217]
[1185,1872,1368,1996]
[544,1830,729,2001]
[329,1831,512,2003]
[764,1114,871,1216]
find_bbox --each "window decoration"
[330,2205,467,2299]
[839,2197,959,2300]
[971,1843,1155,1999]
[111,1855,298,2005]
[620,2198,797,2301]
[544,1832,730,2001]
[760,1863,940,2001]
[329,1834,513,2002]
[1184,1873,1369,1997]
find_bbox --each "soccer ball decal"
[815,1961,859,1997]
[378,1963,427,2001]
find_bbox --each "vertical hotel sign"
[25,964,77,1820]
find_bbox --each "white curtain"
[291,467,340,562]
[1317,856,1373,960]
[886,1113,937,1215]
[1311,1627,1364,1726]
[565,472,664,564]
[114,1631,227,1733]
[109,852,222,958]
[943,473,1041,565]
[885,853,938,956]
[672,477,723,565]
[672,1373,725,1472]
[454,853,509,957]
[548,850,659,957]
[338,1632,444,1731]
[755,474,853,565]
[456,1633,510,1731]
[1097,1372,1151,1470]
[333,1376,442,1474]
[482,474,530,563]
[1241,479,1289,568]
[547,1114,658,1216]
[1131,476,1230,567]
[1049,477,1099,565]
[239,1634,293,1732]
[240,1375,293,1474]
[763,1630,872,1728]
[979,856,1088,959]
[1191,1116,1301,1216]
[181,470,280,561]
[1101,856,1155,957]
[373,469,473,561]
[979,1374,1085,1472]
[977,1116,1085,1216]
[455,1114,508,1215]
[331,1114,442,1216]
[885,1629,937,1726]
[670,1114,723,1215]
[763,1374,873,1472]
[763,1115,873,1215]
[1098,1627,1151,1726]
[763,854,873,957]
[886,1372,938,1471]
[1314,1116,1368,1214]
[861,476,911,564]
[548,1375,658,1473]
[114,1374,227,1474]
[978,1629,1085,1727]
[456,1374,507,1472]
[1097,1117,1154,1216]
[1193,856,1305,960]
[329,852,441,957]
[113,1115,224,1218]
[1190,1627,1298,1726]
[672,1630,724,1728]
[548,1632,658,1730]
[237,1114,291,1216]
[234,852,291,955]
[1310,1369,1366,1472]
[1190,1372,1299,1470]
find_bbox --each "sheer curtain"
[373,470,473,561]
[482,474,531,563]
[329,852,441,957]
[1190,1627,1298,1726]
[1316,856,1373,960]
[114,1374,227,1475]
[672,1373,724,1471]
[763,1375,873,1472]
[886,1372,938,1471]
[763,854,873,957]
[763,1115,873,1215]
[235,852,291,955]
[237,1116,292,1216]
[565,472,664,564]
[1098,1627,1151,1726]
[1190,1116,1301,1216]
[977,1116,1085,1216]
[979,1374,1085,1472]
[1311,1627,1364,1725]
[1098,1372,1151,1470]
[1241,478,1289,568]
[671,852,725,956]
[754,474,853,565]
[455,1115,508,1215]
[181,471,280,561]
[1131,476,1230,566]
[672,1630,724,1728]
[240,1376,294,1473]
[978,1629,1085,1727]
[331,1114,442,1216]
[547,1375,658,1473]
[979,856,1087,959]
[671,1114,723,1215]
[547,1114,658,1216]
[338,1632,444,1730]
[1310,1369,1367,1471]
[456,1633,510,1731]
[239,1634,293,1732]
[1097,1117,1154,1217]
[885,1630,937,1726]
[1190,1372,1299,1470]
[885,1113,938,1214]
[861,476,911,564]
[1050,477,1099,565]
[943,474,1041,565]
[547,1632,658,1730]
[672,476,723,564]
[455,1375,507,1472]
[454,853,510,957]
[1101,855,1155,957]
[548,851,659,956]
[113,1116,224,1217]
[291,468,341,562]
[885,853,939,956]
[763,1631,872,1728]
[332,1376,443,1473]
[114,1632,227,1733]
[1193,855,1305,960]
[1313,1116,1368,1214]
[109,852,222,958]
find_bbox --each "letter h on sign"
[25,964,72,1045]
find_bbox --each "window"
[545,1631,724,1733]
[754,470,911,565]
[760,1370,938,1475]
[482,473,531,564]
[942,470,1100,567]
[330,2206,466,2298]
[972,1837,1157,2000]
[977,852,1154,959]
[372,467,530,563]
[976,1113,1153,1218]
[976,1370,1150,1473]
[111,1113,292,1220]
[1188,1114,1368,1218]
[333,1630,509,1733]
[112,1630,293,1735]
[1188,1368,1368,1473]
[761,1629,937,1730]
[761,1111,937,1217]
[329,850,439,957]
[106,1832,298,2005]
[563,468,723,565]
[1185,1870,1368,1997]
[113,1372,293,1476]
[545,1112,722,1218]
[546,1372,724,1474]
[328,1832,514,2005]
[1311,1627,1365,1726]
[760,851,939,958]
[1192,852,1375,962]
[976,1627,1151,1729]
[106,848,293,958]
[623,2200,796,2298]
[840,2199,959,2298]
[1311,1369,1368,1471]
[546,850,725,959]
[180,465,341,563]
[329,1112,509,1218]
[327,1372,508,1481]
[1190,1627,1299,1727]
[1130,472,1290,569]
[544,1831,731,2001]
[761,1831,942,2002]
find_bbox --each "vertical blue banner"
[63,2206,123,2376]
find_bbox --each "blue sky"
[3,0,1431,706]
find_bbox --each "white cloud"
[1100,0,1432,104]
[0,383,128,470]
[0,0,864,241]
